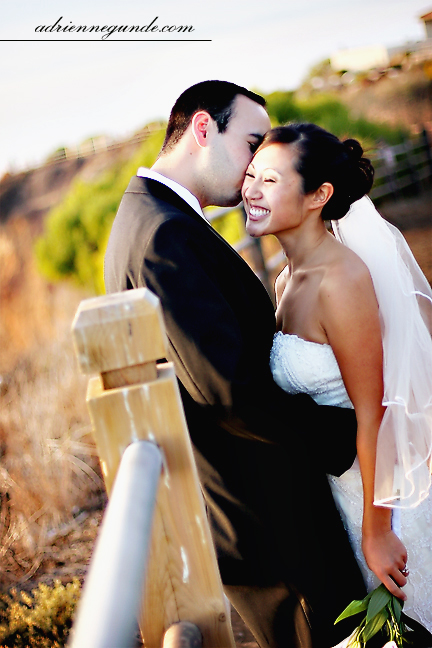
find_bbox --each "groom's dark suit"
[104,176,366,647]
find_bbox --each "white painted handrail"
[68,440,162,648]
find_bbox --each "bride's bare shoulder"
[321,240,376,307]
[275,266,289,304]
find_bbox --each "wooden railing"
[370,130,432,201]
[69,289,236,648]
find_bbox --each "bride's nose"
[243,178,262,200]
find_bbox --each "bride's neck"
[277,220,331,273]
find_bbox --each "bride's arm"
[319,253,408,600]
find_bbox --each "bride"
[241,123,432,634]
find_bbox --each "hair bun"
[343,138,363,162]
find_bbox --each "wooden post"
[72,288,235,648]
[404,139,421,195]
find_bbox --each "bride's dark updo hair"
[256,123,374,220]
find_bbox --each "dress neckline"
[274,331,331,349]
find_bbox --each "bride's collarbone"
[279,270,323,310]
[275,300,328,346]
[276,271,329,345]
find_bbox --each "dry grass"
[0,266,104,590]
[0,282,104,589]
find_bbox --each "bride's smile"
[248,206,270,218]
[242,143,310,238]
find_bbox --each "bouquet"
[334,584,432,647]
[334,584,403,646]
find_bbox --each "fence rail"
[69,441,162,648]
[370,131,432,200]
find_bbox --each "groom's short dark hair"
[160,80,266,154]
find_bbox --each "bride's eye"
[264,178,276,183]
[245,172,255,178]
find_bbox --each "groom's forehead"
[228,94,270,133]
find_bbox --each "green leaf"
[391,595,403,623]
[360,608,388,642]
[335,598,370,624]
[366,585,392,621]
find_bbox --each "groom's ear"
[191,111,212,148]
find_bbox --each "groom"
[104,80,365,647]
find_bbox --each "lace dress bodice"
[270,332,352,408]
[270,332,432,631]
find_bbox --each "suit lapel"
[126,176,251,264]
[126,176,204,223]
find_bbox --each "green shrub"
[35,128,165,294]
[0,579,81,647]
[264,90,302,126]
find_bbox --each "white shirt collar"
[137,167,206,220]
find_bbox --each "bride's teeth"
[250,207,269,217]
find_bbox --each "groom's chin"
[223,195,242,208]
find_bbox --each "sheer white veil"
[332,197,432,508]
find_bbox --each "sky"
[0,0,430,177]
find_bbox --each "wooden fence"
[70,289,236,648]
[370,130,432,201]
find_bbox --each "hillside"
[338,65,432,135]
[0,132,151,227]
[297,60,432,136]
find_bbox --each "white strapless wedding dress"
[270,331,432,630]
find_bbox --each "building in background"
[421,10,432,39]
[330,7,432,74]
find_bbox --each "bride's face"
[242,143,307,238]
